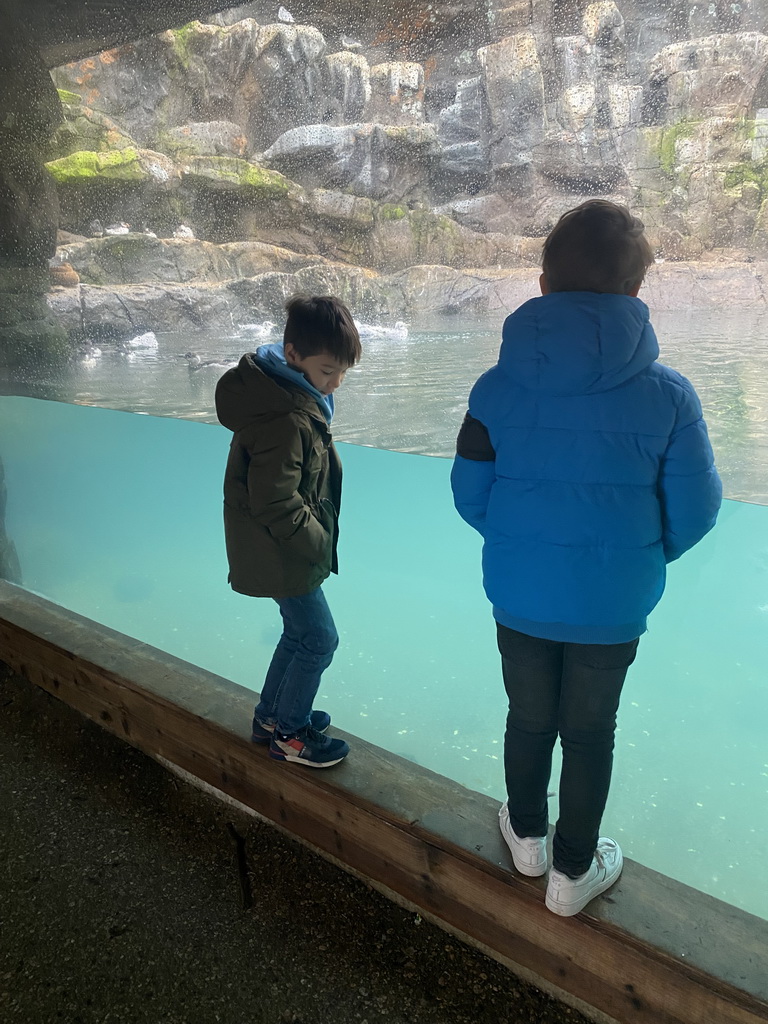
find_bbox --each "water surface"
[5,307,768,500]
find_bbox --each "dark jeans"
[497,624,639,878]
[255,586,339,735]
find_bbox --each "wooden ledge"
[0,581,766,1024]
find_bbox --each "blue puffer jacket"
[451,292,722,643]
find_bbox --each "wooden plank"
[1,588,766,1024]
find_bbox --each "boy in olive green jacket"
[216,295,361,768]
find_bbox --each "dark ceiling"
[2,0,253,67]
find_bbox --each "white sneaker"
[545,837,623,916]
[498,801,548,877]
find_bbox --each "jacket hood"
[499,292,659,396]
[215,352,326,433]
[254,341,335,424]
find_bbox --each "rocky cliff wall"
[49,3,768,257]
[38,1,768,335]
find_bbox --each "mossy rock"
[49,107,136,161]
[64,235,151,285]
[56,89,83,108]
[181,156,303,200]
[407,209,462,261]
[45,148,149,184]
[166,21,207,72]
[378,204,408,222]
[654,120,701,176]
[723,159,768,199]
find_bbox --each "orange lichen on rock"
[49,263,80,288]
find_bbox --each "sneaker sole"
[268,750,347,768]
[545,859,623,916]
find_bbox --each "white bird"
[104,222,130,235]
[238,320,276,338]
[278,5,294,22]
[122,331,158,350]
[173,224,195,239]
[143,227,158,239]
[354,319,409,340]
[340,33,362,50]
[184,352,237,371]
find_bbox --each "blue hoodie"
[451,292,722,643]
[255,341,335,424]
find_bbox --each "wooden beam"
[0,582,766,1024]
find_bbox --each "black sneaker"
[269,724,349,768]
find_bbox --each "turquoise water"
[5,307,768,501]
[1,395,767,920]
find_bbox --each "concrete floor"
[0,668,591,1024]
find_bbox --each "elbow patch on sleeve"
[456,413,495,461]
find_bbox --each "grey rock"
[60,235,236,285]
[478,33,546,192]
[435,193,513,233]
[262,122,439,201]
[218,240,331,277]
[434,77,489,196]
[367,62,425,125]
[78,281,243,337]
[308,189,376,228]
[163,121,250,159]
[322,51,371,123]
[648,32,768,121]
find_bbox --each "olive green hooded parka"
[215,353,342,598]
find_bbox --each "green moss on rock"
[56,89,82,107]
[183,156,297,198]
[168,22,200,70]
[723,159,768,198]
[154,129,200,162]
[45,148,147,183]
[655,120,700,176]
[379,204,407,221]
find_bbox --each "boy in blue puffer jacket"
[451,200,721,916]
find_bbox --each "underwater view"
[1,368,767,921]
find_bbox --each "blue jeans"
[497,625,639,878]
[255,586,339,735]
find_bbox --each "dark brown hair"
[283,295,361,365]
[541,200,654,295]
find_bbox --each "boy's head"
[283,294,361,396]
[540,200,654,296]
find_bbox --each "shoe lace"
[298,724,327,744]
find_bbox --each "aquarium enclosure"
[1,0,767,926]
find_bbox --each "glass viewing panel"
[2,0,768,923]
